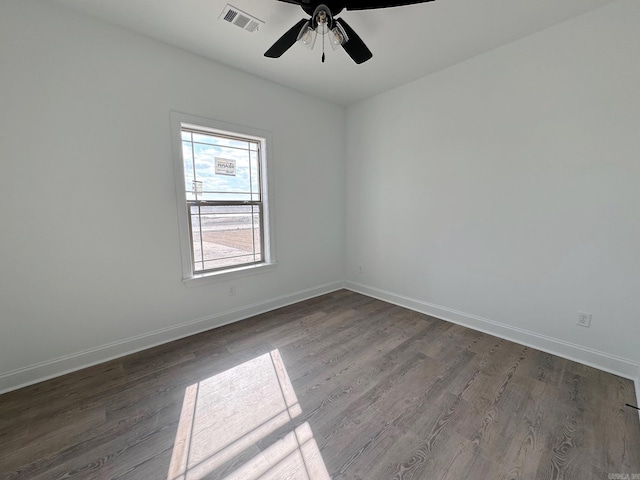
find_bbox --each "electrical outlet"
[577,311,591,328]
[229,285,236,296]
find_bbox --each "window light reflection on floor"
[167,349,330,480]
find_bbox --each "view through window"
[181,126,265,274]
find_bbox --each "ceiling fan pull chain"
[322,31,325,63]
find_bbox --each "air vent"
[219,4,264,33]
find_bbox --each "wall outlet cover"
[577,311,592,327]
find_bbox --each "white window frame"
[170,112,276,286]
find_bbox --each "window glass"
[181,127,265,274]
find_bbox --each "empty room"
[1,0,639,478]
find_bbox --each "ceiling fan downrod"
[313,6,330,63]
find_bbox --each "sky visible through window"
[182,130,260,202]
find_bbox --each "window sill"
[183,262,277,288]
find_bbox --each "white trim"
[0,281,344,395]
[183,263,277,287]
[345,281,640,380]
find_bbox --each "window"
[171,113,274,284]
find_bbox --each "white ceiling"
[49,0,616,105]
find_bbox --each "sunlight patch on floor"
[168,349,329,480]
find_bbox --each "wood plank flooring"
[1,290,639,479]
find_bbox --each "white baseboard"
[0,281,345,395]
[345,281,640,381]
[4,280,638,403]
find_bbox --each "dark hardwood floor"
[1,290,639,479]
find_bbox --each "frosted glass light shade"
[329,23,348,50]
[297,21,317,49]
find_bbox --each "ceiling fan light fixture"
[329,22,349,50]
[296,21,317,49]
[267,0,419,64]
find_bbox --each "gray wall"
[0,0,346,390]
[345,0,640,371]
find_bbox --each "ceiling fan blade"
[276,0,303,5]
[345,0,435,10]
[335,18,372,64]
[264,19,308,58]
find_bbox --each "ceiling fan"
[265,0,436,64]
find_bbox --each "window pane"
[190,143,253,200]
[190,210,203,267]
[253,211,262,255]
[198,192,251,202]
[189,204,262,273]
[250,151,260,198]
[192,142,216,192]
[202,255,258,271]
[191,132,250,151]
[182,141,194,192]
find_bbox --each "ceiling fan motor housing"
[301,1,345,16]
[311,5,334,30]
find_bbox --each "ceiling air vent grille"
[219,4,264,33]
